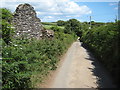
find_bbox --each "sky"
[0,0,119,22]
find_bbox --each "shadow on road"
[80,42,116,88]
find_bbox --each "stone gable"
[13,3,44,39]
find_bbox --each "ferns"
[2,28,77,89]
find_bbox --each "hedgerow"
[81,21,120,86]
[1,8,77,89]
[2,32,77,89]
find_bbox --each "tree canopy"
[64,19,82,37]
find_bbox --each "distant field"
[42,22,64,30]
[41,22,57,25]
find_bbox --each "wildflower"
[14,44,18,46]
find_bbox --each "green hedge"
[2,30,77,89]
[1,8,77,89]
[81,22,120,86]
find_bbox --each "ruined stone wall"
[13,3,44,39]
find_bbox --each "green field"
[42,22,64,30]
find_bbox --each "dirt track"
[43,41,116,88]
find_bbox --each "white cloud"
[109,2,118,10]
[1,2,19,12]
[73,0,119,2]
[45,16,53,19]
[114,7,118,10]
[34,0,92,16]
[109,2,118,6]
[1,0,119,2]
[61,1,91,15]
[1,0,92,22]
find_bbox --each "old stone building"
[13,3,44,39]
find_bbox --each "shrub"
[1,8,78,89]
[57,20,65,26]
[2,26,77,89]
[0,8,14,44]
[64,19,82,37]
[81,22,119,86]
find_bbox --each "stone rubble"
[13,3,44,39]
[42,29,54,38]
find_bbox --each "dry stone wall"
[13,3,44,39]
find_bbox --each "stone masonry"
[13,3,44,39]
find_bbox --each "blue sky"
[76,2,118,22]
[0,0,119,22]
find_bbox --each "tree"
[64,19,82,37]
[57,20,65,26]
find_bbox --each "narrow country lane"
[47,41,116,88]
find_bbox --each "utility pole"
[89,16,91,29]
[116,15,118,22]
[118,1,120,20]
